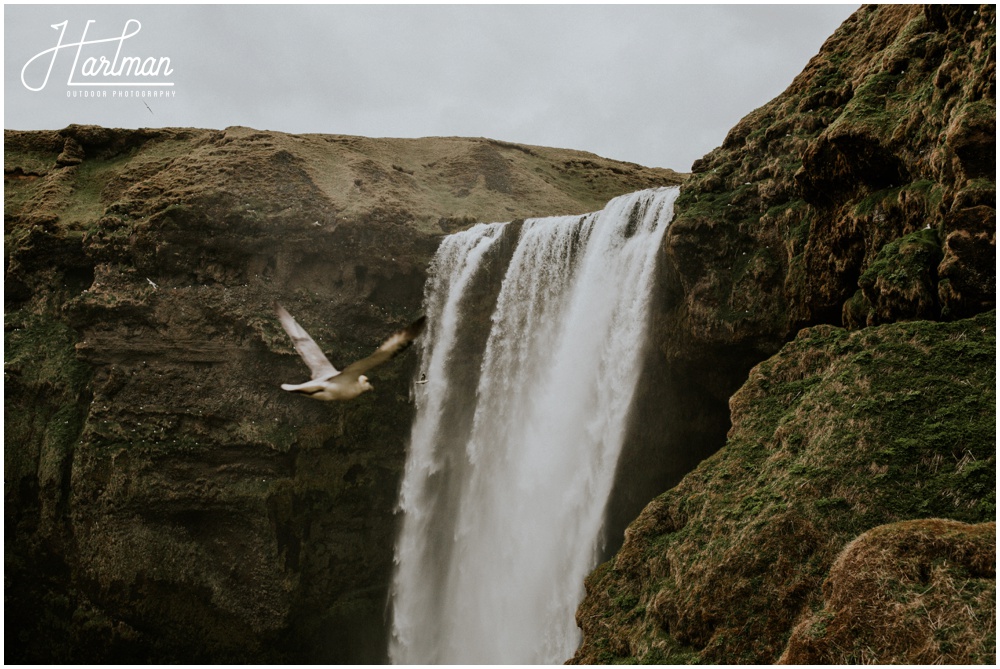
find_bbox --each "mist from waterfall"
[390,187,680,664]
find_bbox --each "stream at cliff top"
[389,186,680,664]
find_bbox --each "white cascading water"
[390,187,680,664]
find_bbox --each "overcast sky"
[5,3,859,171]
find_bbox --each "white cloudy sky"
[5,3,859,171]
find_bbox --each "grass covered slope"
[572,311,995,663]
[3,125,681,239]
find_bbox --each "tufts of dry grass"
[780,519,995,664]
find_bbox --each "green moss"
[749,313,994,530]
[852,185,902,217]
[860,227,943,292]
[954,178,996,207]
[5,309,92,392]
[4,308,92,557]
[675,187,734,220]
[60,153,134,226]
[843,289,874,328]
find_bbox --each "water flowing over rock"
[390,187,679,663]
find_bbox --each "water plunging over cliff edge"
[390,187,680,664]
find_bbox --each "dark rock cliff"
[4,126,681,663]
[575,4,995,663]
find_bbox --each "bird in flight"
[274,303,426,401]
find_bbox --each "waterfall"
[390,186,680,664]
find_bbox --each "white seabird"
[274,303,426,401]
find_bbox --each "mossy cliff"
[574,313,995,663]
[607,5,995,536]
[4,125,681,663]
[663,4,993,348]
[576,4,994,663]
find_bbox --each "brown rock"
[55,136,85,166]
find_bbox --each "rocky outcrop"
[573,313,995,663]
[658,2,994,387]
[577,4,995,663]
[4,125,681,663]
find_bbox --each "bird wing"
[274,303,339,380]
[340,316,427,379]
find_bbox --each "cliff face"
[4,125,681,663]
[663,4,993,349]
[575,4,995,663]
